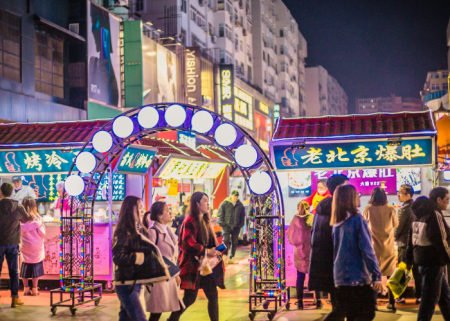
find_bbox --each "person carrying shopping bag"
[287,201,323,309]
[112,196,171,321]
[143,201,184,321]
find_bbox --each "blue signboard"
[92,173,126,201]
[273,138,433,170]
[117,145,156,175]
[0,149,80,174]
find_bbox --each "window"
[181,0,187,13]
[35,30,64,98]
[219,24,225,37]
[136,0,144,11]
[444,83,449,91]
[263,51,265,61]
[240,62,244,75]
[280,62,285,72]
[240,40,243,52]
[443,72,449,78]
[431,83,440,90]
[235,35,239,51]
[225,25,232,40]
[280,45,287,55]
[247,65,252,82]
[0,10,21,83]
[431,73,439,79]
[279,29,284,37]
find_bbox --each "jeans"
[333,285,376,321]
[116,284,147,321]
[374,275,395,305]
[170,274,219,321]
[418,266,450,321]
[222,226,240,258]
[296,271,322,302]
[0,245,20,298]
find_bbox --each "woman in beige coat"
[363,187,399,312]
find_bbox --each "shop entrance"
[55,103,288,319]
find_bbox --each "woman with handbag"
[170,192,225,321]
[142,201,183,321]
[287,201,323,310]
[112,196,171,321]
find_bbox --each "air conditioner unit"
[69,23,79,35]
[211,35,217,43]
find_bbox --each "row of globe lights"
[65,105,273,197]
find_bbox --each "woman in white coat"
[142,201,184,321]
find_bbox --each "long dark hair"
[412,196,435,218]
[114,195,149,240]
[331,185,359,225]
[189,191,217,247]
[369,187,387,206]
[142,201,166,230]
[22,196,39,220]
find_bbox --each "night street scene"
[1,0,450,320]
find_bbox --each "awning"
[34,15,86,42]
[272,111,436,141]
[0,119,109,149]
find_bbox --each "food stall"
[269,111,437,286]
[0,120,156,291]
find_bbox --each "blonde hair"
[22,197,40,220]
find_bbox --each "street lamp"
[433,102,450,121]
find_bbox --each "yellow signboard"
[159,158,227,179]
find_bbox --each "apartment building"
[297,32,307,116]
[356,94,423,114]
[420,70,449,104]
[305,66,348,117]
[137,0,254,84]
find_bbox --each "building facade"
[305,66,348,117]
[355,94,423,114]
[421,70,449,101]
[0,0,87,123]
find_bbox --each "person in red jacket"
[302,179,332,213]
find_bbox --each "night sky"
[284,0,450,112]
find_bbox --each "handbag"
[387,262,412,299]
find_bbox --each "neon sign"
[158,158,227,179]
[0,149,80,174]
[273,139,433,170]
[220,64,234,121]
[117,145,156,175]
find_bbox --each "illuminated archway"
[58,103,287,316]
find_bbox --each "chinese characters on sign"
[311,169,397,195]
[220,65,234,121]
[158,158,227,179]
[0,149,80,174]
[117,146,156,175]
[93,173,126,202]
[274,139,433,170]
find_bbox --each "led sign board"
[158,158,227,179]
[117,145,156,175]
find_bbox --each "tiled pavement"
[0,246,445,320]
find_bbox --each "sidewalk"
[0,246,445,320]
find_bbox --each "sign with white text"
[185,47,202,106]
[220,64,234,121]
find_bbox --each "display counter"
[1,222,117,284]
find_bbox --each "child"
[287,201,322,309]
[20,197,46,296]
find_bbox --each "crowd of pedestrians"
[287,174,450,321]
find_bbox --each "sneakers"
[387,303,397,313]
[396,297,406,304]
[11,297,24,308]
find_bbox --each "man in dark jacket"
[308,174,348,317]
[0,183,30,307]
[406,187,450,321]
[217,190,245,263]
[395,184,422,304]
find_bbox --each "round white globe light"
[112,116,134,138]
[191,110,214,134]
[165,104,186,127]
[75,152,97,173]
[138,106,159,129]
[92,131,113,153]
[249,171,272,195]
[214,123,237,147]
[64,175,85,197]
[235,144,258,168]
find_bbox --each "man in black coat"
[308,174,348,318]
[395,184,421,304]
[0,183,30,307]
[217,190,245,263]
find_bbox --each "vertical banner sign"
[185,47,201,105]
[220,64,234,121]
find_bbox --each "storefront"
[270,111,437,286]
[0,120,156,291]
